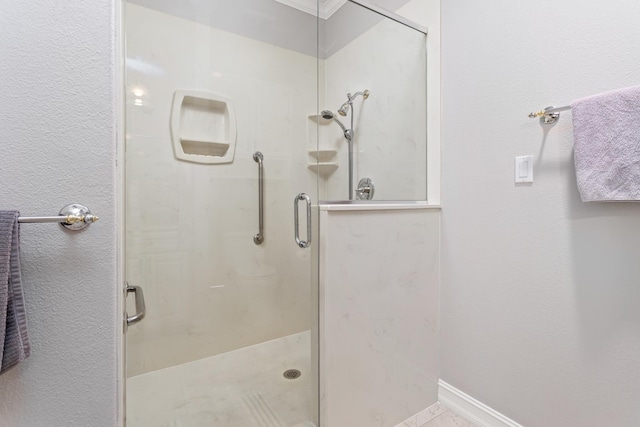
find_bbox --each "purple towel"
[0,211,30,374]
[572,85,640,202]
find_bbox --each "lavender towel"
[0,211,30,374]
[572,85,640,202]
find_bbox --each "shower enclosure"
[123,1,319,425]
[122,1,427,426]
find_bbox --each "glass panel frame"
[123,1,320,425]
[318,0,429,202]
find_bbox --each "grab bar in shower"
[294,193,311,249]
[253,151,264,245]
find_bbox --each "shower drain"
[283,369,302,380]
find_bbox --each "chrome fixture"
[253,151,264,245]
[125,283,146,327]
[321,110,352,140]
[283,369,302,379]
[294,193,311,249]
[528,105,571,124]
[355,177,375,200]
[327,89,370,200]
[18,204,99,231]
[337,90,369,117]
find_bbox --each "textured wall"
[0,1,118,426]
[319,208,440,427]
[441,1,640,426]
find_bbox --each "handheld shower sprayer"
[321,89,369,200]
[320,110,352,140]
[320,110,335,120]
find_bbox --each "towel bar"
[528,105,572,124]
[17,204,98,231]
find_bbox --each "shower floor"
[127,331,315,427]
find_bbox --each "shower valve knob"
[355,177,375,200]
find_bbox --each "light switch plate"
[515,155,533,183]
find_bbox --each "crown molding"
[275,0,347,19]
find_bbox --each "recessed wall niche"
[170,90,237,164]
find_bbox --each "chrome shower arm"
[347,90,370,103]
[339,90,370,117]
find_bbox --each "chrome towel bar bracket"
[17,204,98,231]
[528,105,572,125]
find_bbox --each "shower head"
[320,110,351,140]
[337,90,370,116]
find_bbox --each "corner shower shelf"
[307,115,339,176]
[308,149,338,162]
[308,162,339,176]
[170,90,237,164]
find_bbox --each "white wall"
[441,1,640,426]
[125,4,317,375]
[319,0,440,202]
[0,1,118,426]
[319,208,440,427]
[323,4,428,201]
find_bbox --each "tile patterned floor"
[419,409,477,427]
[396,402,477,427]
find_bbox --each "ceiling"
[127,0,415,58]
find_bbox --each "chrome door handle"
[294,193,311,249]
[126,284,146,327]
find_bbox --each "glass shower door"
[123,1,320,425]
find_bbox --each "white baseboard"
[438,380,525,427]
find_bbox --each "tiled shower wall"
[322,6,428,201]
[125,4,318,376]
